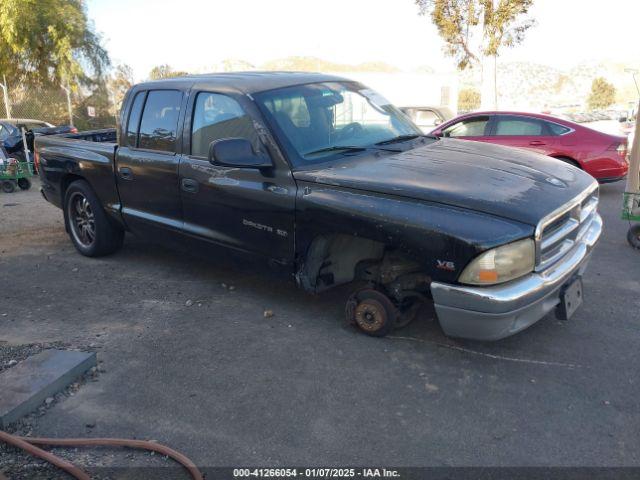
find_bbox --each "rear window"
[0,124,12,141]
[138,90,182,152]
[262,92,311,128]
[414,109,440,127]
[22,121,49,129]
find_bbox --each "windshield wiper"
[375,134,429,146]
[304,145,367,156]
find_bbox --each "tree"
[415,0,535,109]
[0,0,109,87]
[108,64,134,115]
[587,77,616,110]
[74,82,113,130]
[458,88,481,111]
[148,65,189,80]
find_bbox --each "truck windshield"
[254,82,422,166]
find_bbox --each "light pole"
[61,83,74,127]
[625,68,640,98]
[0,75,11,119]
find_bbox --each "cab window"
[125,91,146,147]
[138,90,182,152]
[191,92,259,157]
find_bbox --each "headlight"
[458,238,535,285]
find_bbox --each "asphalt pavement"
[0,177,638,478]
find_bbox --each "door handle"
[119,167,133,180]
[529,140,546,146]
[181,178,199,194]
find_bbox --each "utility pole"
[61,83,74,127]
[626,100,640,196]
[0,75,11,119]
[624,68,640,98]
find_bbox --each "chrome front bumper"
[431,213,603,341]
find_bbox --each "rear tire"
[64,180,124,257]
[17,178,31,190]
[628,225,640,250]
[1,180,16,193]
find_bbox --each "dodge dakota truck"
[35,72,602,340]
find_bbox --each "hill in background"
[205,56,639,110]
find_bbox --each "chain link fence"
[0,81,118,131]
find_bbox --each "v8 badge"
[436,260,456,271]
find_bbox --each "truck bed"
[35,128,121,220]
[58,128,118,143]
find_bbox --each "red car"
[430,111,629,183]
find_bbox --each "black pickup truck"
[36,72,602,340]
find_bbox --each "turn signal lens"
[458,238,535,286]
[478,270,499,282]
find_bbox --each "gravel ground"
[0,342,67,374]
[0,177,639,479]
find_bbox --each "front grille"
[535,184,599,271]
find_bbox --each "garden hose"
[0,430,203,480]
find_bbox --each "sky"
[86,0,640,81]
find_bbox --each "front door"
[178,90,296,265]
[116,89,186,244]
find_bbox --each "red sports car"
[430,111,629,183]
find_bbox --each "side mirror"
[433,118,443,126]
[208,138,272,169]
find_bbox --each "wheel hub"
[354,299,387,332]
[69,193,96,247]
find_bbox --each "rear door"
[178,89,296,264]
[440,115,492,142]
[488,114,556,155]
[115,89,187,243]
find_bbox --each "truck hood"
[293,138,597,226]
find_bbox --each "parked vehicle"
[0,118,77,162]
[0,146,33,193]
[36,73,602,341]
[431,111,629,183]
[399,106,454,133]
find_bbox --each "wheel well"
[60,174,85,205]
[296,234,430,297]
[297,234,385,293]
[60,174,85,233]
